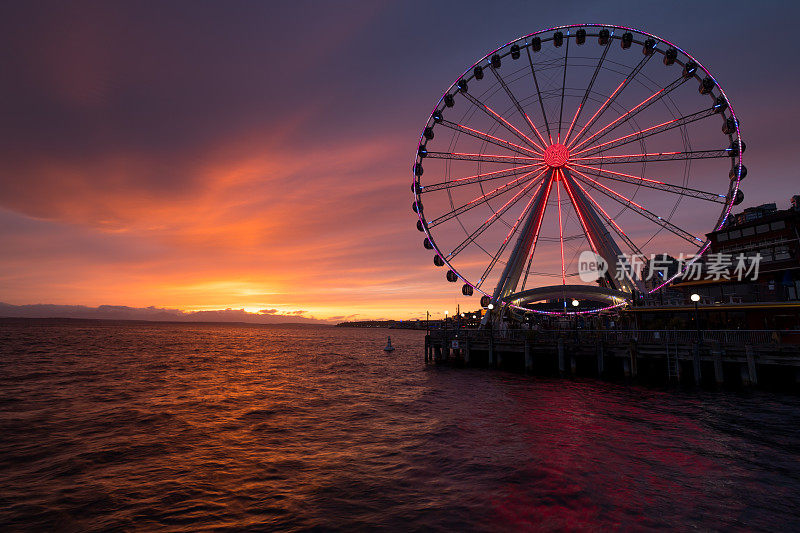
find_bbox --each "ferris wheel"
[412,24,745,316]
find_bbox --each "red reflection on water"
[486,382,741,529]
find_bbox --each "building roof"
[708,203,799,238]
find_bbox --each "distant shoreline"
[0,317,333,328]
[336,320,425,329]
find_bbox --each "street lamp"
[570,299,580,330]
[487,303,494,310]
[690,293,701,341]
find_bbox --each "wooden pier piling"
[424,335,431,363]
[524,339,532,373]
[597,342,604,377]
[712,342,724,385]
[746,344,758,386]
[740,364,751,387]
[692,342,702,385]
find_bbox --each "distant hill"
[336,320,424,329]
[0,302,332,325]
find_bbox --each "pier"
[424,328,800,388]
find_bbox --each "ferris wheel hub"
[543,143,570,168]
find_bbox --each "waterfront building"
[636,196,800,331]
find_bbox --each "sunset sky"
[1,1,798,322]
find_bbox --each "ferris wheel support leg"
[480,172,555,327]
[561,169,645,295]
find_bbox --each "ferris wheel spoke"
[563,32,614,145]
[556,173,566,285]
[557,35,570,142]
[421,163,543,193]
[460,91,545,153]
[489,66,549,148]
[520,173,556,291]
[570,75,687,153]
[573,107,717,158]
[520,254,534,291]
[560,172,600,254]
[526,45,553,144]
[571,177,645,256]
[475,172,553,289]
[428,167,542,228]
[447,168,550,260]
[562,170,645,292]
[568,163,726,203]
[439,120,541,157]
[426,151,542,165]
[566,52,655,150]
[570,149,728,166]
[569,166,704,245]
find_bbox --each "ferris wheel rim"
[412,23,744,315]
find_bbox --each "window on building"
[717,232,729,242]
[775,246,791,261]
[742,226,755,236]
[760,248,774,262]
[722,284,736,295]
[757,224,770,234]
[735,284,750,296]
[729,229,742,239]
[771,220,786,230]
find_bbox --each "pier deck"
[425,329,800,388]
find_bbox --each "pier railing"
[435,328,789,345]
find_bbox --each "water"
[1,319,799,531]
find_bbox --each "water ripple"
[1,320,799,530]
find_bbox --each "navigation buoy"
[383,336,395,352]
